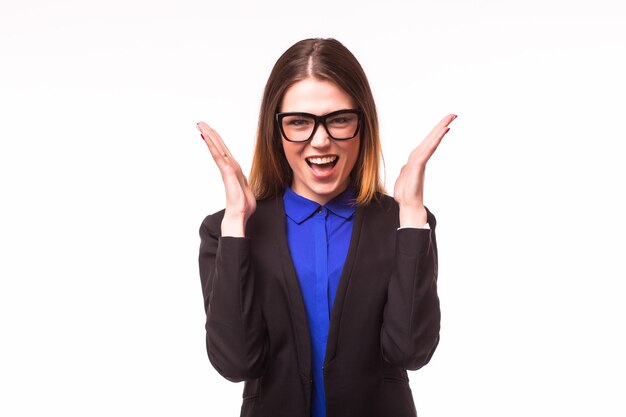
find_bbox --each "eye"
[328,115,354,125]
[287,118,311,126]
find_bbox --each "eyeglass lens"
[281,111,360,142]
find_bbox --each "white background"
[1,0,625,415]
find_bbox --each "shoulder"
[199,209,224,239]
[360,193,437,229]
[356,193,400,230]
[199,195,284,238]
[360,192,399,217]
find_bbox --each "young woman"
[197,38,456,417]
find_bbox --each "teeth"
[306,156,337,165]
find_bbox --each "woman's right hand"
[197,121,256,237]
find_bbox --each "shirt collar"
[325,187,357,219]
[283,186,356,224]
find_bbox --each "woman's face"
[279,78,360,205]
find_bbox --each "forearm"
[199,216,267,382]
[381,211,441,370]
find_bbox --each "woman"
[197,38,456,417]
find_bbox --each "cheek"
[282,142,302,170]
[345,139,361,171]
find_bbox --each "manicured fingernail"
[200,133,205,141]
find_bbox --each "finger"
[197,122,250,190]
[197,122,235,160]
[437,113,458,128]
[423,114,456,149]
[427,126,450,155]
[204,126,249,185]
[408,126,448,165]
[408,114,456,164]
[197,122,245,177]
[197,121,228,162]
[423,114,457,147]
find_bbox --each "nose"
[309,122,331,149]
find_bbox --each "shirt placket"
[313,207,330,349]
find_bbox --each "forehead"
[281,78,354,114]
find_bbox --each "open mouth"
[305,155,338,169]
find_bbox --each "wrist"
[221,212,246,237]
[398,205,428,228]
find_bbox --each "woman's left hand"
[393,114,457,228]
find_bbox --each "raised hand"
[197,121,256,237]
[393,114,457,228]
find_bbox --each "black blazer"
[199,193,440,417]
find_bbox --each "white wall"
[1,0,624,415]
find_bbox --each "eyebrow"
[277,108,358,116]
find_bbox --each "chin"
[308,180,348,201]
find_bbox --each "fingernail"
[200,133,205,141]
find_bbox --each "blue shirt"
[283,187,356,417]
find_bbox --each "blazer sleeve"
[198,213,268,382]
[380,208,441,370]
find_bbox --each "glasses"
[276,109,363,142]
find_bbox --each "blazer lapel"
[268,197,313,383]
[324,203,365,365]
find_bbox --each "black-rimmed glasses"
[276,109,363,142]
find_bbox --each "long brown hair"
[249,38,384,205]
